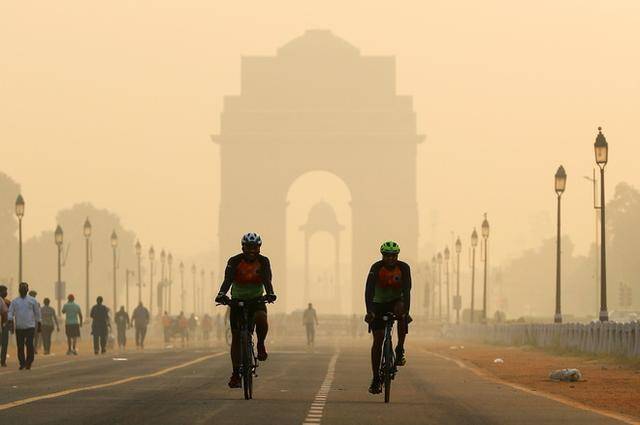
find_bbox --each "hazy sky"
[1,1,639,264]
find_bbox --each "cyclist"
[364,241,412,395]
[215,232,277,389]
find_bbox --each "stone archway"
[212,30,423,313]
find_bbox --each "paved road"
[0,339,630,424]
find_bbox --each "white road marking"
[302,350,339,425]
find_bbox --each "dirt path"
[423,340,640,421]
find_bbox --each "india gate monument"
[212,30,423,314]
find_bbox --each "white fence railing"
[445,322,640,358]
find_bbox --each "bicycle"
[379,312,398,403]
[217,296,269,400]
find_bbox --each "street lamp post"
[111,230,118,314]
[55,225,64,314]
[125,269,134,314]
[594,127,609,322]
[149,247,156,317]
[179,262,185,312]
[167,253,173,315]
[200,269,205,316]
[437,253,443,321]
[135,241,142,304]
[191,264,196,313]
[83,218,92,314]
[430,256,436,320]
[444,247,451,323]
[554,166,567,323]
[160,250,166,313]
[15,195,25,288]
[455,237,462,324]
[470,228,478,323]
[481,214,490,323]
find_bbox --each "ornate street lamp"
[160,249,166,313]
[430,255,436,320]
[179,261,185,312]
[135,240,142,303]
[481,214,490,323]
[594,127,609,321]
[55,225,64,314]
[83,218,92,314]
[554,166,567,323]
[149,246,156,316]
[444,247,451,323]
[167,252,173,315]
[437,252,443,321]
[470,228,478,323]
[15,195,25,287]
[191,264,197,313]
[455,237,462,324]
[111,230,118,313]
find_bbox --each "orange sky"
[1,0,639,264]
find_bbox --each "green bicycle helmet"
[380,241,400,254]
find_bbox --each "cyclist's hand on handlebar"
[265,293,277,303]
[364,312,375,324]
[215,293,230,305]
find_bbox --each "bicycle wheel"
[240,331,252,400]
[383,337,393,403]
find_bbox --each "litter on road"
[549,369,582,382]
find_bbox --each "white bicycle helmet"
[241,232,262,246]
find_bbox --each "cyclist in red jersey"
[364,241,412,394]
[215,233,276,388]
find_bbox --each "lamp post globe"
[55,225,64,247]
[15,195,25,219]
[110,230,118,248]
[471,229,479,248]
[135,240,141,257]
[555,165,567,195]
[481,214,490,239]
[83,218,92,238]
[594,127,608,167]
[455,237,462,255]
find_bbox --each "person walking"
[188,313,198,344]
[0,284,11,367]
[90,296,110,355]
[302,303,319,346]
[178,312,188,348]
[28,290,41,354]
[40,298,59,355]
[114,306,130,350]
[62,294,83,355]
[7,282,41,370]
[162,311,172,346]
[131,302,150,350]
[201,314,212,345]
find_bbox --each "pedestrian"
[131,302,150,350]
[114,306,130,350]
[188,313,198,343]
[0,284,11,367]
[201,314,212,345]
[162,311,172,345]
[62,294,83,355]
[302,303,319,346]
[177,312,188,347]
[90,296,110,355]
[7,282,41,370]
[28,290,41,354]
[40,297,59,355]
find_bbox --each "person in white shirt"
[7,282,41,370]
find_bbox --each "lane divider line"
[424,349,640,425]
[302,350,339,425]
[0,352,225,411]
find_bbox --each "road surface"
[0,339,631,424]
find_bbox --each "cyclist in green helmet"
[364,241,412,395]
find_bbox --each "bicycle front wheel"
[383,338,393,403]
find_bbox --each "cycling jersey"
[365,260,412,313]
[218,254,274,301]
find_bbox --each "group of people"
[161,311,217,347]
[0,281,155,370]
[214,233,412,396]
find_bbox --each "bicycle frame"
[379,312,397,403]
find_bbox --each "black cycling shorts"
[370,299,407,333]
[229,300,267,331]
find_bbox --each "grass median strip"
[0,352,225,411]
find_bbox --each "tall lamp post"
[430,256,436,320]
[135,241,142,304]
[191,264,197,313]
[179,262,185,312]
[160,249,166,312]
[470,228,478,323]
[481,214,490,323]
[444,247,451,323]
[125,269,135,314]
[149,246,156,316]
[111,230,118,313]
[437,252,443,320]
[454,237,462,324]
[594,127,609,322]
[167,253,173,315]
[200,269,205,315]
[554,166,567,323]
[15,195,25,288]
[55,225,64,314]
[83,218,92,314]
